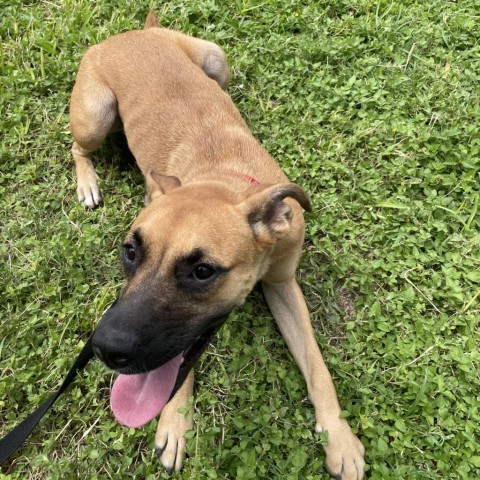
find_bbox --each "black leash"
[0,333,95,465]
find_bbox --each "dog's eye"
[192,264,215,281]
[123,244,136,263]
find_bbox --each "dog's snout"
[92,328,138,370]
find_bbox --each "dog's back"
[72,23,285,185]
[76,28,254,177]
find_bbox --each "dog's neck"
[181,167,260,190]
[168,126,288,189]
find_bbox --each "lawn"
[1,1,479,479]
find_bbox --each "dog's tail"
[144,10,159,29]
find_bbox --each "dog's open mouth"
[110,321,224,428]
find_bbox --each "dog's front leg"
[155,370,194,473]
[262,278,365,480]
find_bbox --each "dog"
[69,11,365,480]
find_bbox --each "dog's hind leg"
[154,370,194,473]
[262,278,365,480]
[169,34,230,89]
[70,50,121,207]
[197,42,230,90]
[147,21,230,90]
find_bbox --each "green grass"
[1,1,479,479]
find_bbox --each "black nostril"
[110,354,130,368]
[92,345,130,368]
[92,329,137,370]
[96,347,134,370]
[92,345,105,362]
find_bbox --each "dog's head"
[92,172,310,427]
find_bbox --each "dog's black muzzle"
[92,296,229,381]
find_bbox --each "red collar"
[226,169,259,185]
[241,173,259,185]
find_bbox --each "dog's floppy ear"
[240,183,311,243]
[145,171,181,203]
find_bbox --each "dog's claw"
[155,445,166,457]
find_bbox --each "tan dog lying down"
[70,11,365,480]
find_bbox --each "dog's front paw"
[316,418,365,480]
[77,171,102,207]
[154,406,193,474]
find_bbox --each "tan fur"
[70,13,364,480]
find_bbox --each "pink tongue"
[110,352,183,428]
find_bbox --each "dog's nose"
[93,344,131,368]
[92,329,138,370]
